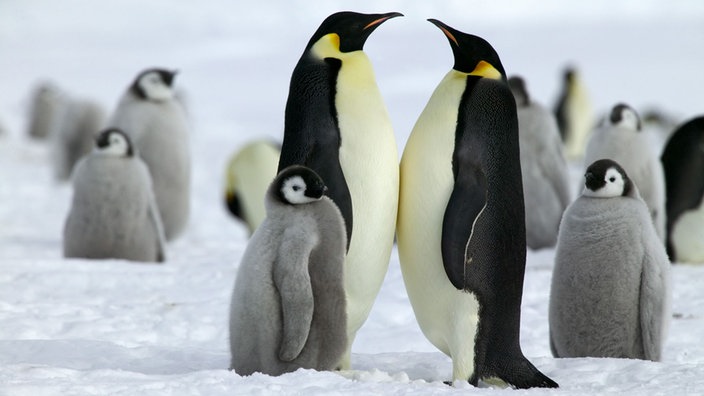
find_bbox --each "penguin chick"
[550,159,671,361]
[277,11,402,368]
[553,66,594,160]
[397,19,557,389]
[63,128,166,262]
[509,75,571,249]
[52,98,106,180]
[661,116,704,263]
[26,80,67,140]
[224,140,281,235]
[229,165,347,376]
[108,67,191,241]
[584,103,666,240]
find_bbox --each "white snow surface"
[1,1,704,395]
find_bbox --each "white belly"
[397,70,480,381]
[335,53,399,340]
[671,200,704,263]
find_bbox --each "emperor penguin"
[224,140,281,235]
[63,128,166,263]
[549,159,671,360]
[661,116,704,263]
[553,66,594,160]
[51,98,106,180]
[229,165,347,376]
[397,20,557,388]
[108,68,191,241]
[584,103,666,240]
[277,11,401,368]
[26,80,66,140]
[508,75,571,250]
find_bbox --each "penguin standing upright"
[229,165,347,376]
[508,75,571,249]
[52,98,106,180]
[277,11,401,368]
[108,68,191,241]
[224,140,281,235]
[26,81,66,140]
[550,159,671,360]
[63,128,166,262]
[554,66,594,160]
[397,20,557,388]
[584,103,666,240]
[661,116,704,263]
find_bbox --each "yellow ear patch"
[312,33,341,58]
[469,60,502,80]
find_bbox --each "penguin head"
[608,103,642,131]
[428,19,506,81]
[274,165,327,205]
[95,128,134,157]
[130,68,178,101]
[508,75,530,106]
[306,11,402,57]
[583,159,633,198]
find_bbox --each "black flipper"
[441,164,487,290]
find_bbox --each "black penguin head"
[428,19,506,81]
[508,75,530,106]
[609,103,642,131]
[274,165,328,205]
[129,68,178,101]
[305,11,403,54]
[95,128,134,157]
[583,159,633,198]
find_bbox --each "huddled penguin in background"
[108,68,191,241]
[508,75,571,250]
[397,19,557,389]
[277,11,402,369]
[51,98,106,180]
[224,140,281,235]
[26,80,67,140]
[661,116,704,263]
[553,66,594,160]
[583,103,666,240]
[549,159,671,361]
[63,128,166,263]
[229,165,347,376]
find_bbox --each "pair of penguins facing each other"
[63,68,191,262]
[228,11,559,389]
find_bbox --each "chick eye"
[292,185,301,192]
[609,177,616,182]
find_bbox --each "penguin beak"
[364,12,403,31]
[428,19,459,47]
[584,171,598,190]
[162,70,178,87]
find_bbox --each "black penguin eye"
[609,177,616,182]
[292,185,301,192]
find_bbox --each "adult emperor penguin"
[549,159,671,360]
[508,75,571,250]
[224,140,281,235]
[584,103,666,240]
[397,20,557,388]
[63,128,166,262]
[277,11,401,368]
[661,116,704,263]
[553,66,594,160]
[108,68,191,241]
[229,165,347,376]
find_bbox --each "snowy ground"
[1,1,704,395]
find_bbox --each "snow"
[1,0,704,394]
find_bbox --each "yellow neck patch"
[469,60,502,80]
[311,33,341,59]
